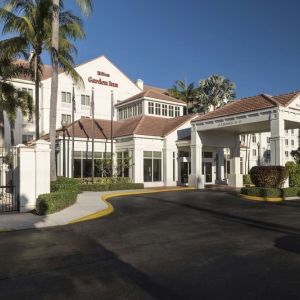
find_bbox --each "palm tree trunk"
[49,0,60,181]
[0,110,5,148]
[34,55,40,140]
[10,123,15,146]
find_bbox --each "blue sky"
[3,0,300,98]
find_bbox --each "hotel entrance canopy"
[189,91,300,189]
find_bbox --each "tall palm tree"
[0,57,33,146]
[50,0,93,181]
[197,75,236,111]
[0,0,85,148]
[168,80,197,114]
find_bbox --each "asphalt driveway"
[1,189,300,299]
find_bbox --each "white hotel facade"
[5,55,300,187]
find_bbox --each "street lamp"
[61,120,68,177]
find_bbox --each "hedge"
[250,166,288,188]
[241,187,300,198]
[286,162,300,187]
[243,174,252,185]
[36,177,144,215]
[36,177,79,215]
[78,182,144,192]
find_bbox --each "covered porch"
[188,92,300,189]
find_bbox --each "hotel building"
[5,55,300,187]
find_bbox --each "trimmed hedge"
[36,177,79,215]
[250,166,288,188]
[241,187,300,198]
[36,177,144,215]
[241,187,282,197]
[243,174,252,185]
[286,162,300,187]
[78,182,144,192]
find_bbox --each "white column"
[270,111,285,166]
[189,126,204,189]
[18,140,50,212]
[228,135,243,188]
[217,148,225,182]
[132,147,143,184]
[35,140,51,200]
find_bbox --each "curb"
[69,187,195,224]
[240,194,283,202]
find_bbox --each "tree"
[167,80,197,114]
[0,57,33,146]
[0,0,85,147]
[291,147,300,164]
[197,75,236,111]
[50,0,93,181]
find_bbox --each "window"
[22,134,34,144]
[138,103,143,115]
[22,88,33,97]
[291,139,295,146]
[61,91,71,103]
[292,129,294,135]
[81,94,90,106]
[267,137,270,143]
[143,151,162,182]
[285,139,289,146]
[252,135,256,143]
[285,130,289,134]
[148,102,154,114]
[241,135,245,143]
[118,109,123,120]
[240,157,243,175]
[117,151,129,177]
[265,150,271,160]
[285,151,289,158]
[155,103,161,115]
[61,114,71,124]
[169,105,174,117]
[252,149,257,156]
[175,106,180,117]
[203,152,213,158]
[162,104,168,116]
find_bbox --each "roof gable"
[115,89,186,107]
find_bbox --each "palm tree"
[0,0,85,148]
[50,0,93,181]
[168,80,197,114]
[197,75,236,111]
[0,57,33,146]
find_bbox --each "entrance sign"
[88,70,119,88]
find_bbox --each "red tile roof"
[193,91,300,122]
[115,89,186,107]
[40,114,195,141]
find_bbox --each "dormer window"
[148,102,154,114]
[155,103,161,115]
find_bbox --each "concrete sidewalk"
[0,187,192,231]
[0,191,111,231]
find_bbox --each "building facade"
[5,55,300,187]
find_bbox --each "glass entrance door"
[205,162,213,183]
[180,161,190,184]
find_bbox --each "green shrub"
[75,177,132,185]
[51,176,79,192]
[241,187,282,197]
[36,190,78,215]
[36,177,79,215]
[240,187,300,198]
[78,182,144,192]
[249,166,288,188]
[286,162,300,187]
[243,174,252,185]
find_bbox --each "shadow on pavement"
[134,193,300,236]
[0,227,177,300]
[275,235,300,255]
